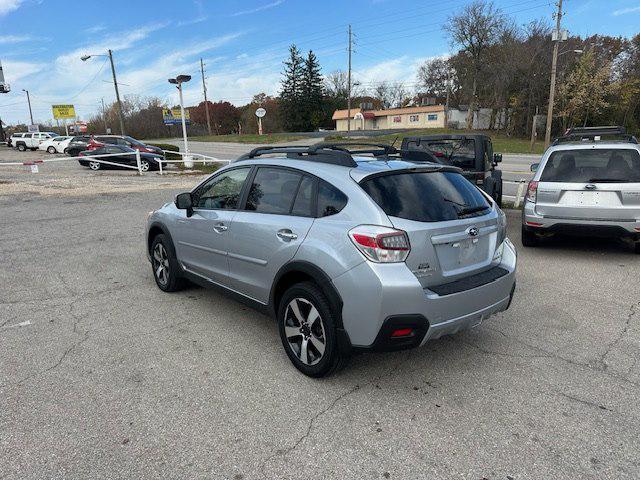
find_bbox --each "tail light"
[475,172,484,185]
[526,181,538,203]
[348,225,410,263]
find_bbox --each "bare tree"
[444,0,506,129]
[372,81,392,108]
[324,70,349,99]
[417,57,454,98]
[389,81,409,108]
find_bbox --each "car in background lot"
[87,135,164,156]
[7,132,26,147]
[39,135,72,154]
[402,134,504,205]
[12,132,56,151]
[522,126,640,253]
[145,144,517,377]
[78,144,162,172]
[64,135,91,156]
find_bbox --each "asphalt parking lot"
[1,149,639,479]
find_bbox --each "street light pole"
[108,50,126,136]
[22,89,34,125]
[169,75,192,158]
[544,0,563,148]
[81,50,125,135]
[347,24,352,135]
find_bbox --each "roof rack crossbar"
[235,145,358,167]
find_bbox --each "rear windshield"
[541,149,640,183]
[405,139,476,169]
[360,171,491,222]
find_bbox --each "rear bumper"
[523,201,640,237]
[333,238,517,349]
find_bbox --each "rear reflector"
[391,328,413,337]
[526,221,543,227]
[635,227,640,232]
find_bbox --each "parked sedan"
[39,136,72,154]
[78,145,162,172]
[64,136,91,156]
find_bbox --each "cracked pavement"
[1,188,639,479]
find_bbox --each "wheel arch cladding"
[147,222,170,254]
[270,261,344,328]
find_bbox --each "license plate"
[562,191,613,206]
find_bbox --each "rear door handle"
[585,184,597,190]
[277,229,298,241]
[213,222,228,233]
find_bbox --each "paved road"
[1,187,638,479]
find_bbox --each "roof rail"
[235,145,358,167]
[552,126,638,145]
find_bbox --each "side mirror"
[493,153,502,164]
[530,163,539,172]
[175,192,193,216]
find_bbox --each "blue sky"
[0,0,638,125]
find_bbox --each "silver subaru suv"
[146,144,517,377]
[522,127,640,253]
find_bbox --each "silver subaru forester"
[522,127,640,252]
[146,144,517,377]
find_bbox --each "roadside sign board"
[163,108,191,125]
[52,104,76,119]
[255,108,266,118]
[27,124,39,133]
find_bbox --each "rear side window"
[317,181,347,217]
[245,167,302,214]
[291,176,314,217]
[540,149,640,183]
[361,171,490,222]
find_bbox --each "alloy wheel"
[140,160,150,172]
[153,243,169,286]
[89,161,100,170]
[284,298,326,365]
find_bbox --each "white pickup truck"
[11,132,56,151]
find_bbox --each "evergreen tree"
[301,50,325,131]
[279,44,305,132]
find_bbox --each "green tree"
[301,50,324,131]
[279,44,305,132]
[558,50,612,127]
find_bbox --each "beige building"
[332,105,446,132]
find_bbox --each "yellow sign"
[52,104,76,119]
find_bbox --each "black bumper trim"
[429,266,509,296]
[363,315,430,352]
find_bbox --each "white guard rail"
[158,150,230,175]
[0,150,145,174]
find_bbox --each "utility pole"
[108,49,126,136]
[544,0,563,148]
[200,58,212,136]
[347,24,352,135]
[101,98,108,132]
[22,89,34,125]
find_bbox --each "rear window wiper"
[456,205,490,217]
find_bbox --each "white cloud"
[230,0,284,17]
[612,5,640,15]
[177,16,208,27]
[0,0,23,16]
[1,60,46,82]
[0,34,32,44]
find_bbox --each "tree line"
[19,0,636,140]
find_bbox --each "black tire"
[150,234,185,292]
[278,281,348,377]
[47,146,56,154]
[521,225,538,247]
[17,143,26,152]
[495,184,503,207]
[635,242,640,254]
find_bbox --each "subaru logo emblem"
[467,227,479,237]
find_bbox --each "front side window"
[540,149,640,183]
[245,167,303,214]
[193,167,251,210]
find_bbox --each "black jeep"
[401,134,503,205]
